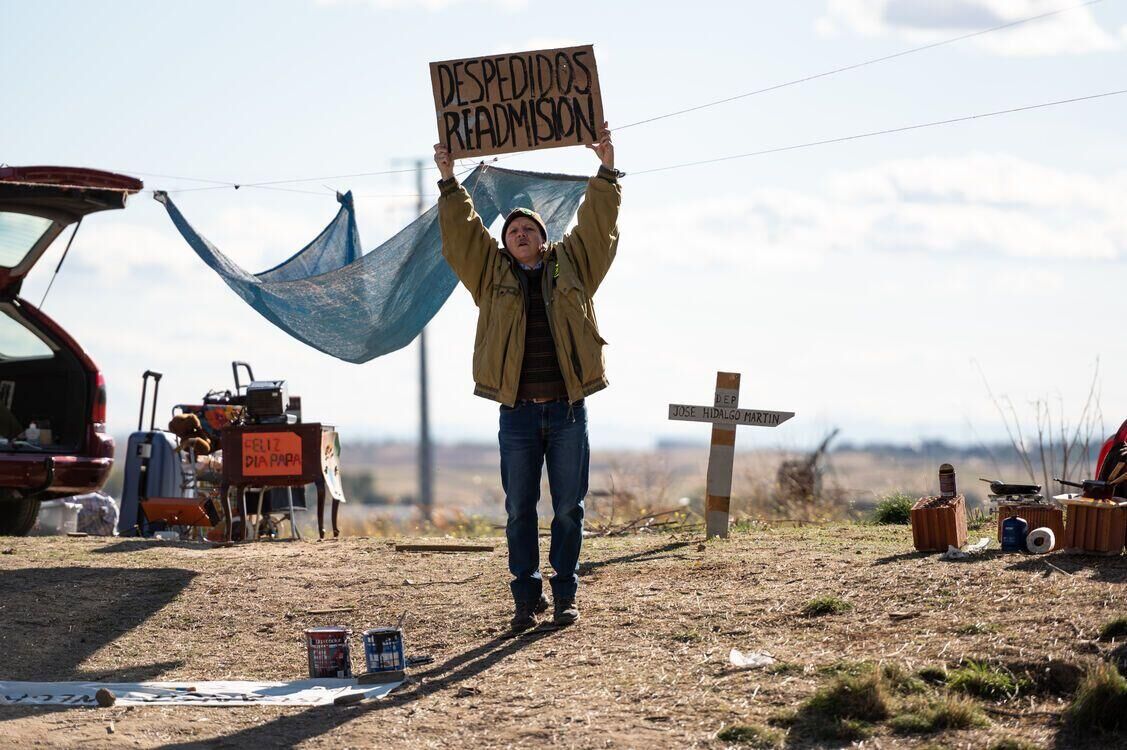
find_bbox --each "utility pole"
[415,159,434,523]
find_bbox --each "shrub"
[1066,662,1127,733]
[1111,642,1127,679]
[715,724,781,747]
[917,665,948,684]
[889,696,987,734]
[1099,617,1127,641]
[817,661,871,677]
[872,493,914,524]
[671,629,701,643]
[805,670,890,722]
[802,596,852,617]
[881,663,927,694]
[947,660,1027,700]
[790,669,889,741]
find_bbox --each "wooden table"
[219,422,345,541]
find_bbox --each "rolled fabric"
[1026,527,1055,554]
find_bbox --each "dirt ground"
[0,524,1124,749]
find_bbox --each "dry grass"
[988,740,1040,750]
[777,667,889,741]
[1066,662,1127,734]
[947,660,1030,700]
[1,522,1123,748]
[323,443,1038,535]
[888,695,987,734]
[714,723,781,747]
[800,595,852,617]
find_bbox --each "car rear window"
[0,307,55,361]
[0,212,54,268]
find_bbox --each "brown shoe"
[553,598,579,626]
[510,599,540,632]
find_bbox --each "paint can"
[304,627,352,678]
[939,463,957,498]
[362,628,405,674]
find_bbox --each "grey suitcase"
[116,371,184,536]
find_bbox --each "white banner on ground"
[0,678,402,707]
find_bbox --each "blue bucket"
[362,628,405,673]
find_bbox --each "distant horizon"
[109,430,1106,456]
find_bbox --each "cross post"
[668,371,795,539]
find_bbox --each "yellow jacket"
[438,166,621,406]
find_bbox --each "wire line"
[628,89,1127,176]
[53,0,1114,191]
[616,0,1106,131]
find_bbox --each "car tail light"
[92,371,107,426]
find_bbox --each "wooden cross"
[668,371,795,539]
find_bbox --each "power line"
[120,170,236,187]
[63,0,1115,191]
[105,1,1099,192]
[13,92,1123,195]
[628,89,1127,176]
[617,0,1106,131]
[142,160,480,197]
[164,183,332,196]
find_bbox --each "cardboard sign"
[0,679,400,707]
[242,431,302,477]
[430,44,604,159]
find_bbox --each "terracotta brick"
[1062,501,1126,555]
[996,505,1064,551]
[910,495,968,552]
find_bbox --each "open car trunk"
[0,301,90,453]
[0,167,137,533]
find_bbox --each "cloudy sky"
[2,0,1125,450]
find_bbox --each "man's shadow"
[1007,553,1127,583]
[580,540,694,576]
[159,625,564,749]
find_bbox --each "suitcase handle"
[232,362,254,395]
[138,370,163,431]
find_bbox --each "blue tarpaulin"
[154,165,588,363]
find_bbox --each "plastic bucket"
[304,627,352,678]
[362,628,405,673]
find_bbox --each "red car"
[0,166,142,534]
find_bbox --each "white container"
[33,500,82,535]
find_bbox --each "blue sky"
[2,0,1125,449]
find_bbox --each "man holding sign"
[434,123,619,631]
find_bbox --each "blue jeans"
[499,399,589,603]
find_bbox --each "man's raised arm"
[562,122,621,295]
[435,143,498,306]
